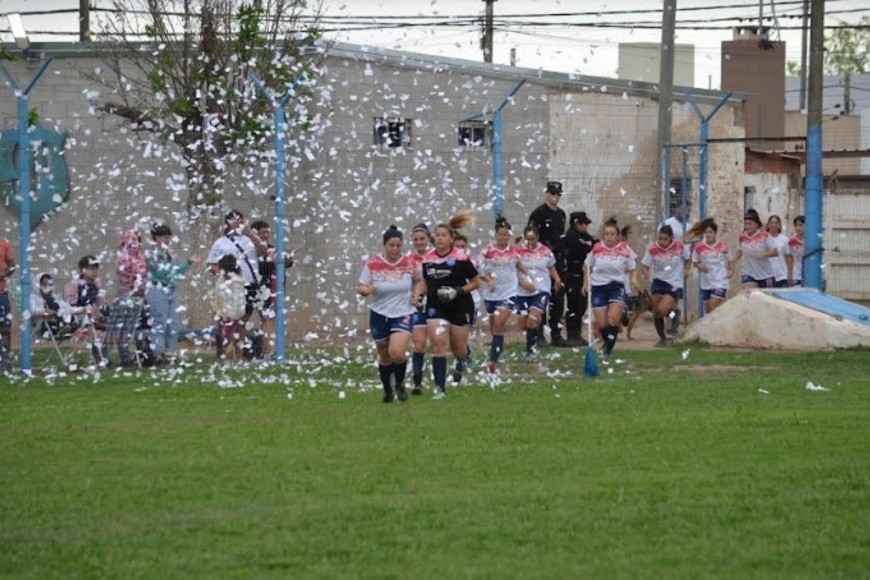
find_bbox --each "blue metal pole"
[1,58,52,374]
[16,93,32,373]
[492,111,503,218]
[273,97,289,362]
[804,124,823,289]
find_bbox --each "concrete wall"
[1,48,743,345]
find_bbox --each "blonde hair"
[436,209,474,237]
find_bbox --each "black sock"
[604,325,618,352]
[393,361,407,385]
[526,328,537,352]
[490,335,504,362]
[412,352,424,386]
[654,317,666,339]
[378,364,392,392]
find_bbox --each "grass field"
[2,345,869,578]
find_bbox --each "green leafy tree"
[90,0,324,210]
[824,17,870,115]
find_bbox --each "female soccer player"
[357,226,421,403]
[692,218,732,313]
[732,209,778,289]
[583,220,638,356]
[786,215,805,286]
[418,211,481,399]
[642,225,691,345]
[516,224,563,361]
[766,215,790,288]
[408,223,432,395]
[478,217,533,374]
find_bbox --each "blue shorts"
[370,310,413,342]
[484,297,516,315]
[411,309,428,328]
[516,292,550,316]
[651,279,683,301]
[701,288,727,301]
[0,293,10,328]
[741,275,774,288]
[591,282,626,309]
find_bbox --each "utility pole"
[79,0,91,42]
[482,0,496,63]
[799,0,809,110]
[804,0,824,290]
[656,0,677,225]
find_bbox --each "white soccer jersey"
[692,239,731,290]
[478,244,521,301]
[359,254,418,318]
[739,230,777,280]
[769,233,790,282]
[585,241,636,287]
[516,242,555,296]
[642,239,690,289]
[788,236,805,282]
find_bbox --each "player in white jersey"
[516,224,563,360]
[357,226,422,403]
[583,220,638,356]
[642,225,691,345]
[766,215,791,288]
[408,223,432,395]
[732,209,778,289]
[691,218,732,313]
[478,218,533,373]
[786,215,805,286]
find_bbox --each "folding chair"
[104,296,146,369]
[32,317,69,367]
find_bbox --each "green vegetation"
[2,346,868,578]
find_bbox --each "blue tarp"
[766,289,870,328]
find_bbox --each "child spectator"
[65,255,110,363]
[215,254,247,361]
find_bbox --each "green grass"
[2,346,869,578]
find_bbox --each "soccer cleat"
[524,351,538,363]
[411,386,422,396]
[382,391,396,403]
[451,370,462,385]
[486,361,498,374]
[432,390,447,400]
[396,383,408,402]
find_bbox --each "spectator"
[206,210,269,358]
[145,224,202,365]
[65,255,110,363]
[251,219,294,360]
[214,254,247,361]
[0,234,15,372]
[30,273,75,337]
[116,229,150,366]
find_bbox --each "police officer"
[527,181,567,346]
[559,211,596,346]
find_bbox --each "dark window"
[458,120,491,148]
[373,117,411,148]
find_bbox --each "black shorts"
[427,300,474,327]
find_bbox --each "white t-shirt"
[585,241,636,287]
[641,240,691,289]
[214,273,247,320]
[207,234,261,286]
[661,216,685,239]
[692,239,730,290]
[478,244,522,301]
[516,242,555,296]
[359,253,417,319]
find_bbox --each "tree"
[823,17,870,115]
[90,0,324,210]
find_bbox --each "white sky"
[1,0,869,90]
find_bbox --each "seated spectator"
[64,255,110,362]
[30,273,75,337]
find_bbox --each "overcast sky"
[2,0,869,89]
